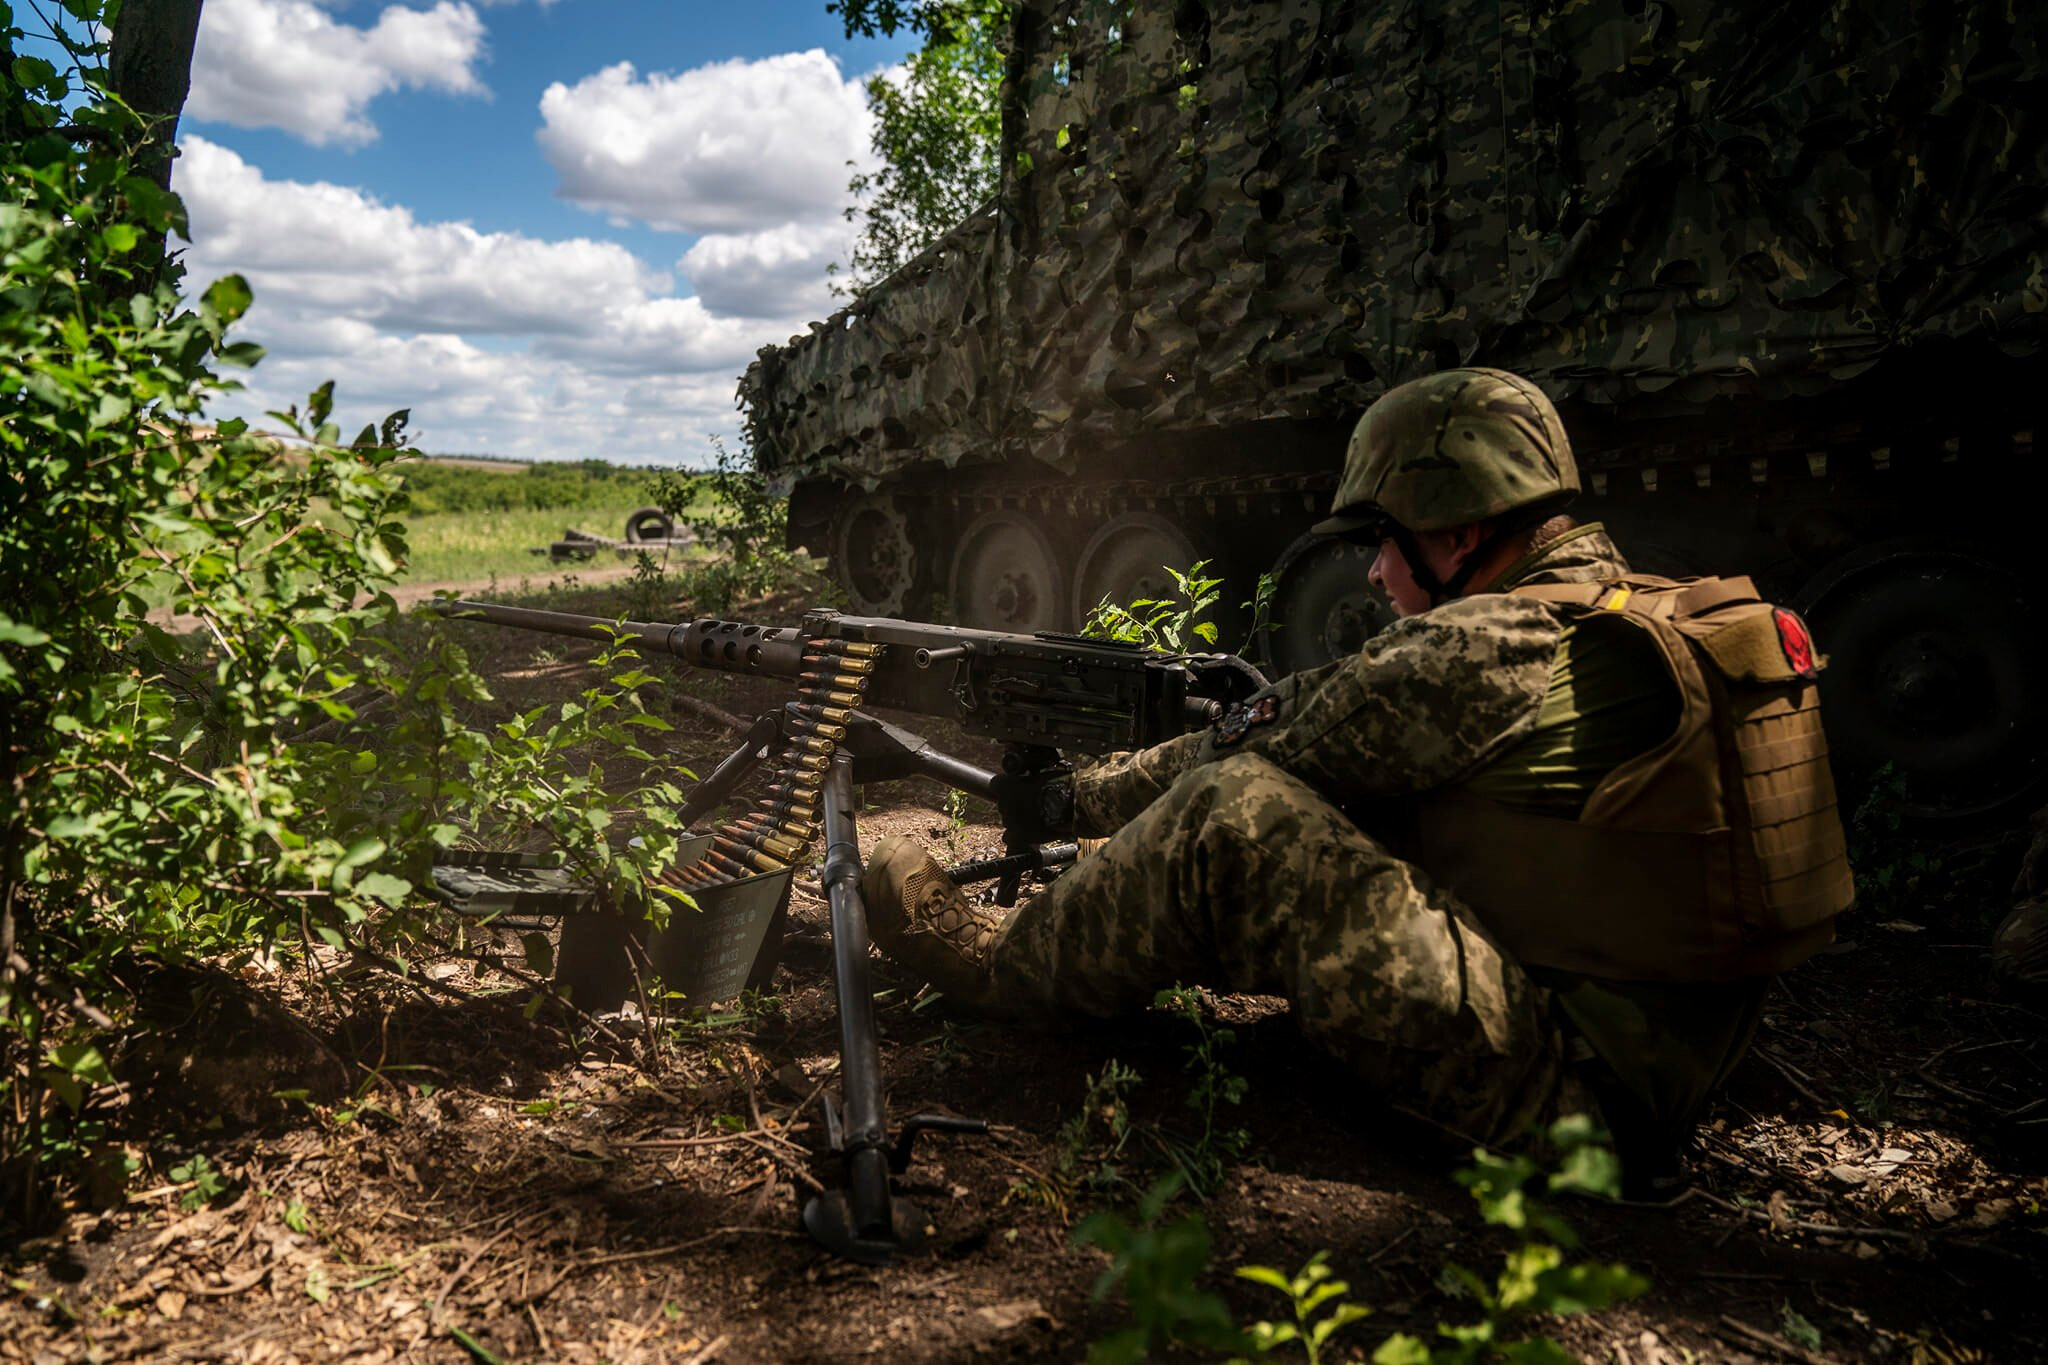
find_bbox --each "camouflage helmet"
[1312,368,1579,536]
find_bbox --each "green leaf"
[337,837,387,870]
[0,621,50,647]
[1779,1302,1824,1351]
[202,274,254,326]
[90,391,132,428]
[44,1072,83,1113]
[11,55,56,89]
[308,380,335,428]
[47,1043,113,1085]
[449,1325,505,1364]
[1371,1334,1433,1365]
[355,872,412,907]
[521,931,554,977]
[1234,1264,1293,1293]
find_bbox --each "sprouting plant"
[1154,986,1249,1196]
[1074,1173,1247,1365]
[1085,562,1225,652]
[1233,1253,1373,1364]
[1072,1115,1645,1364]
[1239,570,1281,658]
[1373,1114,1648,1363]
[168,1153,230,1212]
[1008,1059,1143,1217]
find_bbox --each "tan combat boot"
[863,835,1008,1005]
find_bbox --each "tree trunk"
[108,0,206,192]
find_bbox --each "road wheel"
[829,495,917,617]
[1070,513,1200,626]
[1796,539,2046,823]
[948,511,1066,634]
[1265,531,1395,675]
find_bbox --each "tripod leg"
[803,754,926,1263]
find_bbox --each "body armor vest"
[1413,575,1855,982]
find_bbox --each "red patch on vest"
[1773,608,1819,680]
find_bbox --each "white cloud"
[172,138,822,462]
[177,139,660,334]
[537,51,877,234]
[189,0,489,148]
[679,222,853,319]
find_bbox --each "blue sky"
[172,0,919,463]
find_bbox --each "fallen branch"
[673,692,752,736]
[1696,1190,1924,1243]
[1752,1046,1833,1110]
[431,1220,527,1330]
[1718,1313,1842,1365]
[578,1226,805,1269]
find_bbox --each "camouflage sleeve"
[1071,657,1348,833]
[1070,731,1206,834]
[1194,596,1562,801]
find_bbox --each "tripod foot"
[802,1189,929,1265]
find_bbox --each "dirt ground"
[5,582,2044,1364]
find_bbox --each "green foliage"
[647,437,805,615]
[1009,1058,1143,1218]
[1075,1118,1643,1364]
[1845,761,1942,923]
[836,0,1009,292]
[1845,761,1999,926]
[1374,1115,1647,1364]
[1779,1302,1824,1352]
[1152,986,1249,1197]
[167,1152,229,1212]
[0,8,694,1217]
[1074,1173,1249,1365]
[1085,562,1225,652]
[392,457,658,517]
[1233,1254,1373,1365]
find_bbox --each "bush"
[0,9,688,1223]
[394,457,664,516]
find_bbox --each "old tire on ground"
[948,510,1066,634]
[624,506,675,543]
[1265,531,1395,677]
[1070,513,1200,626]
[829,495,918,617]
[1795,539,2046,824]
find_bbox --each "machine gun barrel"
[437,599,811,678]
[436,600,1263,756]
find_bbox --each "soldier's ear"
[1445,521,1489,565]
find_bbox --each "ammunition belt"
[657,638,883,893]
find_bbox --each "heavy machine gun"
[434,598,1266,1263]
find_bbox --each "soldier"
[863,368,1856,1194]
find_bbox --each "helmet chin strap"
[1387,511,1550,608]
[1382,524,1451,608]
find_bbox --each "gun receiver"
[433,596,1265,1263]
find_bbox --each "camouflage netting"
[742,0,2048,489]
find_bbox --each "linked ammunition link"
[658,638,883,894]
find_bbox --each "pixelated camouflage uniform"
[940,526,1766,1154]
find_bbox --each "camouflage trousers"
[984,753,1576,1148]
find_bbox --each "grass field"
[395,497,691,584]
